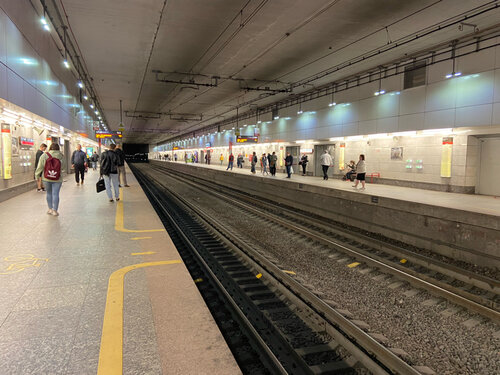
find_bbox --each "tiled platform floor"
[0,166,240,375]
[159,160,500,217]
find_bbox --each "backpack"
[43,152,61,180]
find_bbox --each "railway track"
[148,162,500,325]
[131,163,424,375]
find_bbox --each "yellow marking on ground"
[194,278,203,283]
[283,270,296,275]
[130,251,156,256]
[97,260,182,375]
[0,254,48,275]
[115,189,165,233]
[400,259,407,264]
[130,237,153,240]
[256,273,263,279]
[347,262,361,268]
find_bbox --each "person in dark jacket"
[115,145,129,187]
[285,152,293,178]
[300,154,308,176]
[90,151,99,170]
[71,144,88,185]
[35,143,47,192]
[250,152,257,174]
[100,144,120,202]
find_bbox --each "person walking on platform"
[269,152,277,176]
[100,144,120,202]
[226,153,234,170]
[115,145,129,187]
[251,152,257,174]
[237,154,244,168]
[35,143,47,192]
[320,150,333,180]
[220,153,224,165]
[285,152,293,178]
[90,151,99,170]
[353,154,366,191]
[35,143,65,216]
[71,144,88,186]
[300,154,309,176]
[261,153,269,175]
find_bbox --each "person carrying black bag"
[100,144,120,202]
[300,154,308,176]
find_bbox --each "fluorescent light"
[43,24,50,32]
[77,81,84,88]
[392,131,416,137]
[63,59,70,69]
[379,90,385,95]
[297,110,303,114]
[422,128,452,135]
[83,95,88,100]
[274,116,279,120]
[346,135,364,141]
[454,72,462,77]
[328,102,336,107]
[329,137,344,141]
[94,110,99,115]
[367,133,389,139]
[296,140,306,144]
[90,104,94,109]
[41,17,48,25]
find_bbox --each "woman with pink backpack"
[34,143,65,216]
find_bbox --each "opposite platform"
[0,165,240,375]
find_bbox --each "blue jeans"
[226,161,233,170]
[286,165,291,178]
[45,181,62,211]
[104,173,119,199]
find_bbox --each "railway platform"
[0,165,240,375]
[152,160,500,269]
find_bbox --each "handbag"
[96,177,106,193]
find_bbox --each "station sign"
[236,136,258,143]
[173,146,183,150]
[205,142,212,148]
[300,148,313,153]
[95,130,122,139]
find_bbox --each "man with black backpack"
[34,143,65,216]
[100,144,120,202]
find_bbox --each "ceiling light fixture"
[329,85,336,106]
[77,81,84,89]
[445,42,461,79]
[374,68,386,96]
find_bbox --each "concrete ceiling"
[60,0,500,144]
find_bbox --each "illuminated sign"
[440,137,453,177]
[173,146,183,150]
[95,131,122,139]
[19,137,35,148]
[300,148,313,153]
[0,123,12,179]
[236,136,258,143]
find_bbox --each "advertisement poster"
[440,137,453,177]
[1,123,13,179]
[391,147,403,160]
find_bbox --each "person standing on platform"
[284,152,293,178]
[115,145,129,187]
[35,143,65,216]
[237,154,244,168]
[300,154,309,176]
[261,153,269,175]
[35,143,47,192]
[90,151,99,170]
[100,144,120,202]
[353,154,366,191]
[269,152,277,176]
[226,153,234,170]
[320,150,333,180]
[251,152,257,174]
[71,144,88,186]
[219,153,224,165]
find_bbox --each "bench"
[366,172,380,183]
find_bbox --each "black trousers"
[270,166,276,175]
[302,163,307,175]
[75,164,85,183]
[322,165,329,180]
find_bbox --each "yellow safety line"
[130,251,156,256]
[97,260,182,375]
[283,270,296,275]
[115,190,165,233]
[347,262,361,268]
